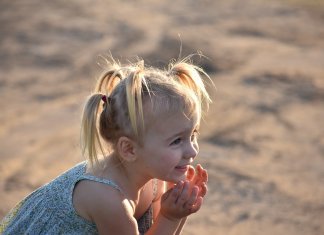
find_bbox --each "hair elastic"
[102,95,112,105]
[102,95,107,103]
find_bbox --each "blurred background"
[1,0,324,234]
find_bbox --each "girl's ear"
[116,136,138,163]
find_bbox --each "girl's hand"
[186,164,208,197]
[160,181,203,221]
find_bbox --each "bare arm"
[150,180,183,235]
[147,180,203,235]
[74,180,139,235]
[175,217,187,235]
[151,181,186,235]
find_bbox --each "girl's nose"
[184,141,198,159]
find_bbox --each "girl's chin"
[178,174,187,181]
[169,175,187,183]
[161,172,187,183]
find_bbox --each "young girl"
[0,56,211,234]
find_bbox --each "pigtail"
[125,69,147,139]
[169,62,212,111]
[80,93,106,167]
[95,69,123,95]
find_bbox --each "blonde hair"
[80,57,212,167]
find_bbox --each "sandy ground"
[1,0,324,234]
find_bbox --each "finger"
[169,181,184,203]
[198,165,205,184]
[194,166,208,185]
[190,197,203,213]
[184,186,198,209]
[201,169,208,183]
[196,164,204,178]
[191,165,199,182]
[191,168,203,186]
[199,182,208,197]
[176,181,190,205]
[186,166,195,181]
[196,164,202,172]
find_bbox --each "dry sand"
[1,0,324,234]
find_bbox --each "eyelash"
[171,138,182,145]
[170,130,199,146]
[191,130,199,140]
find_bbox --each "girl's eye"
[191,131,199,141]
[171,138,182,145]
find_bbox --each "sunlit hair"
[80,56,212,167]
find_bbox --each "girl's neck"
[98,153,150,199]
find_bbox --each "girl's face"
[136,110,200,183]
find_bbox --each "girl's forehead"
[146,110,200,136]
[140,88,201,139]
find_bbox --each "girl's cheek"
[161,154,178,169]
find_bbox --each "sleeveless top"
[0,161,156,235]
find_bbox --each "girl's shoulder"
[73,177,131,216]
[73,178,137,233]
